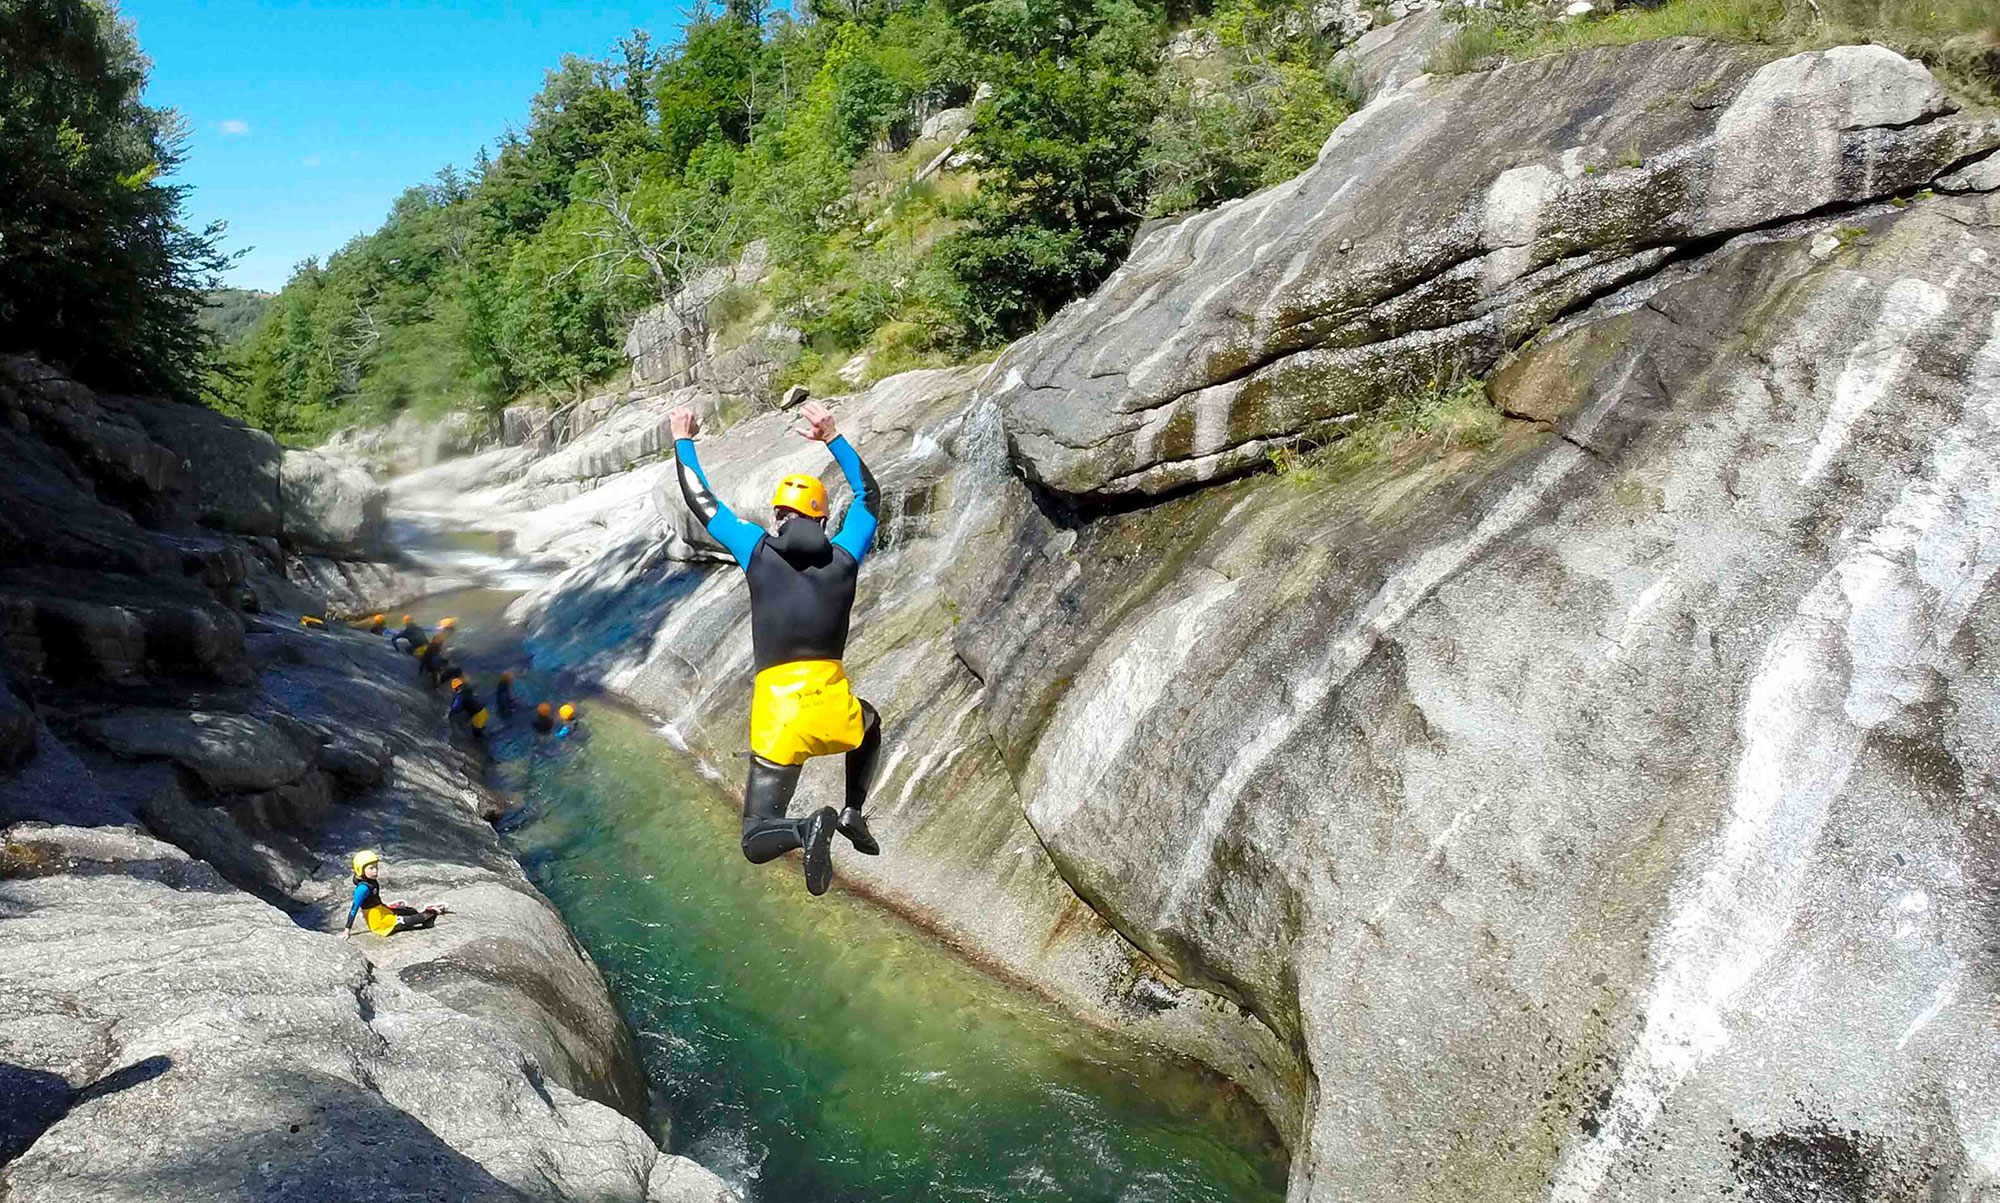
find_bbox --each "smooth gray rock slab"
[80,709,313,792]
[120,394,283,537]
[1330,8,1446,101]
[0,824,734,1203]
[281,447,389,557]
[990,42,1999,497]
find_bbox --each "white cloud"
[218,119,249,136]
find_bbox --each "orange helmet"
[402,614,412,624]
[501,671,514,683]
[558,704,576,721]
[438,617,458,630]
[537,703,552,717]
[771,473,827,519]
[450,676,465,690]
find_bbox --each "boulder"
[280,448,389,557]
[989,43,2000,498]
[118,396,282,537]
[1330,9,1448,102]
[80,709,314,792]
[501,402,551,450]
[34,598,146,682]
[422,409,490,467]
[1936,148,2000,193]
[918,105,974,143]
[625,242,774,389]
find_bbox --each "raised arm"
[671,407,763,571]
[792,400,880,562]
[828,435,879,561]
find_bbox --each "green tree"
[0,0,235,400]
[940,0,1164,340]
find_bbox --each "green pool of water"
[410,592,1289,1203]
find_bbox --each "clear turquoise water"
[418,592,1288,1203]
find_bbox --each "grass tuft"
[1267,377,1501,488]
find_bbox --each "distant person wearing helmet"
[344,850,448,938]
[670,399,882,897]
[496,671,517,718]
[448,676,490,738]
[554,702,580,739]
[532,702,556,735]
[391,615,428,654]
[367,613,387,635]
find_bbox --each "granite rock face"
[280,447,390,557]
[989,43,1999,498]
[0,363,734,1202]
[473,34,2000,1203]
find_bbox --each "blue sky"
[124,0,698,291]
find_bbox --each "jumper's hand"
[342,930,353,940]
[796,401,837,444]
[670,407,700,441]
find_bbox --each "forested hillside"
[199,288,272,344]
[212,0,1361,441]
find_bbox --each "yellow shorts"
[751,660,864,767]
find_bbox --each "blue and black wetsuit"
[674,435,884,867]
[391,622,428,654]
[346,877,439,936]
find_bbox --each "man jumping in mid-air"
[670,400,882,896]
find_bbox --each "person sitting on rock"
[532,702,555,735]
[391,615,428,654]
[496,671,516,718]
[554,702,579,739]
[448,676,490,738]
[670,399,883,897]
[367,613,387,634]
[344,850,448,938]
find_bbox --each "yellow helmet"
[450,676,465,690]
[402,614,412,624]
[438,617,457,630]
[352,849,380,879]
[771,473,827,519]
[558,703,576,721]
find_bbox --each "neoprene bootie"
[837,807,879,856]
[802,807,837,896]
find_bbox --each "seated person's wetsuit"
[346,877,439,936]
[532,709,555,735]
[392,622,428,654]
[496,678,515,718]
[674,434,883,894]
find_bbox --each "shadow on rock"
[0,1055,171,1165]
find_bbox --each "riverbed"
[401,575,1286,1202]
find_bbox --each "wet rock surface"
[0,363,734,1202]
[461,34,2000,1203]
